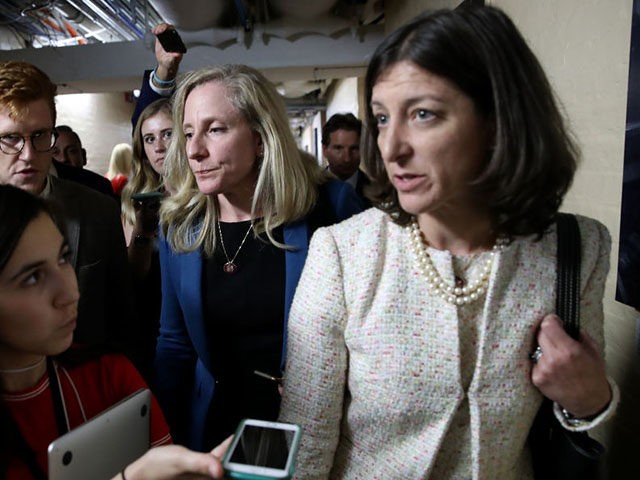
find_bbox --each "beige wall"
[326,77,360,119]
[56,92,134,175]
[387,0,637,475]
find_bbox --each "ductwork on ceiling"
[0,0,383,130]
[0,0,164,47]
[0,1,381,48]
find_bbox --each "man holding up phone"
[131,23,186,130]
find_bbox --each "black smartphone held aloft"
[223,419,302,480]
[156,28,187,53]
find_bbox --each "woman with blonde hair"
[118,98,173,381]
[121,98,171,242]
[154,64,363,451]
[106,143,133,196]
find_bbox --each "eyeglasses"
[0,130,58,155]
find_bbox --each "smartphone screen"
[223,420,301,479]
[156,29,187,53]
[230,425,292,468]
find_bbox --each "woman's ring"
[530,346,543,363]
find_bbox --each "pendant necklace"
[217,220,253,274]
[408,220,509,305]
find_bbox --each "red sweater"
[3,353,171,478]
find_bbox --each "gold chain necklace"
[217,220,253,274]
[407,220,509,305]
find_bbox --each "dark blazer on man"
[48,175,135,347]
[53,159,115,200]
[354,169,372,208]
[132,69,165,131]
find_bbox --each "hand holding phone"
[131,191,163,233]
[223,419,301,480]
[155,28,187,53]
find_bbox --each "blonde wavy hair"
[121,99,171,226]
[161,64,325,256]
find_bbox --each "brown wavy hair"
[363,6,578,238]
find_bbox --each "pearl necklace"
[408,220,508,305]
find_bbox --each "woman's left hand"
[531,314,611,418]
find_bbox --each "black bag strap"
[556,213,581,338]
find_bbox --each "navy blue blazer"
[154,180,363,450]
[131,70,164,131]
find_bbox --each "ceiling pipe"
[63,0,129,43]
[53,1,85,24]
[78,0,136,40]
[96,0,145,39]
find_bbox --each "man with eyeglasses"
[0,60,135,349]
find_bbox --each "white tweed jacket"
[280,208,616,480]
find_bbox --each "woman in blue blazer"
[154,64,363,451]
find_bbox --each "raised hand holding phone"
[152,23,184,85]
[156,28,187,53]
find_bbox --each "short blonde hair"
[161,64,324,256]
[121,99,170,226]
[106,143,133,180]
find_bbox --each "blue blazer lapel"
[284,220,308,321]
[282,220,309,368]
[179,248,213,368]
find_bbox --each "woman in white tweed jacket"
[279,6,618,480]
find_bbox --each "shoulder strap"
[556,213,581,339]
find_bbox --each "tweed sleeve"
[553,216,619,431]
[280,226,349,480]
[576,216,611,351]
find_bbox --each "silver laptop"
[48,388,151,480]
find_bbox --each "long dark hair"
[363,6,578,238]
[0,185,51,272]
[0,185,50,475]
